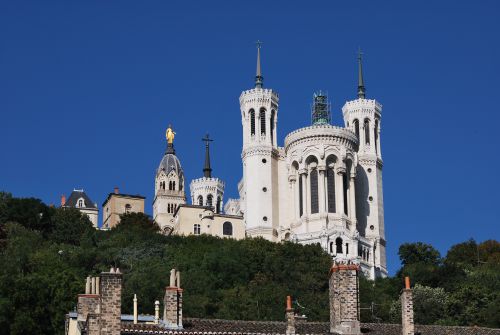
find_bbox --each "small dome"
[157,153,184,177]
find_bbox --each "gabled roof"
[64,190,97,209]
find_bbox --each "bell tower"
[342,51,387,277]
[240,42,279,241]
[190,134,225,213]
[153,125,186,234]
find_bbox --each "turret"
[190,134,225,213]
[342,51,387,277]
[240,42,280,240]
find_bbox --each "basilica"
[152,47,387,279]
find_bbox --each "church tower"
[190,134,225,213]
[342,52,387,277]
[240,42,280,241]
[153,125,186,234]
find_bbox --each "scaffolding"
[311,91,331,125]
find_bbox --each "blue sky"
[1,1,499,274]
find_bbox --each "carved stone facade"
[236,51,387,278]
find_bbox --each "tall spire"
[202,134,213,178]
[357,48,366,99]
[255,40,264,88]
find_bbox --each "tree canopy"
[0,192,499,334]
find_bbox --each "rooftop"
[118,318,500,335]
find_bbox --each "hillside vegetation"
[0,192,499,334]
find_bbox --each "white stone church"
[152,46,387,279]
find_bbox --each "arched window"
[216,197,222,214]
[330,242,334,253]
[194,224,201,235]
[364,119,370,144]
[374,119,379,154]
[169,181,173,190]
[249,109,255,136]
[125,204,131,214]
[167,204,171,213]
[223,221,233,236]
[270,110,275,144]
[299,176,303,217]
[173,181,176,190]
[327,166,336,213]
[206,194,213,207]
[77,198,84,208]
[260,108,266,135]
[310,168,319,214]
[336,237,343,254]
[353,119,359,139]
[197,195,203,206]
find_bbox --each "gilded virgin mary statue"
[166,125,175,144]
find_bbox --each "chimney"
[77,276,101,322]
[401,277,415,335]
[61,194,66,206]
[285,295,295,335]
[133,294,138,324]
[99,267,122,335]
[163,268,183,329]
[155,300,160,324]
[329,262,361,335]
[114,187,119,194]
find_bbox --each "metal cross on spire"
[357,47,366,99]
[255,40,264,89]
[202,133,213,178]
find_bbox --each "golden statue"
[166,125,175,144]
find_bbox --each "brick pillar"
[99,268,122,335]
[401,277,414,335]
[285,296,295,335]
[329,262,361,335]
[163,269,183,329]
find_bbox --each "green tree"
[49,207,94,245]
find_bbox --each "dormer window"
[77,198,85,208]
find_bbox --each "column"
[318,165,326,214]
[324,168,329,213]
[299,170,307,217]
[369,120,375,148]
[336,166,345,216]
[306,168,311,215]
[349,175,357,223]
[290,175,299,220]
[376,125,382,157]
